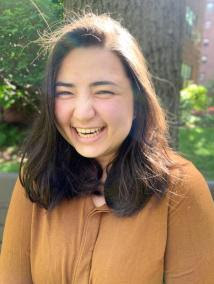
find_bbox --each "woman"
[0,13,214,284]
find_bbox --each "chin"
[75,149,101,159]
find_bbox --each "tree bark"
[63,0,186,148]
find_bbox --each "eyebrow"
[55,80,118,88]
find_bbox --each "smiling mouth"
[74,127,105,138]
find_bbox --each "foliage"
[0,123,26,148]
[0,0,63,88]
[0,81,38,111]
[179,127,214,180]
[0,123,26,173]
[180,84,208,126]
[180,84,208,111]
[0,160,19,173]
[196,114,214,128]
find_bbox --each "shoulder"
[166,152,213,212]
[163,154,214,283]
[168,151,208,189]
[9,177,31,205]
[4,177,34,226]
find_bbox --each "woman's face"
[55,46,134,168]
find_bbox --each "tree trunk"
[63,0,186,148]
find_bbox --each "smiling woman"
[0,13,214,284]
[54,47,134,168]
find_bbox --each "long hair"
[20,13,177,217]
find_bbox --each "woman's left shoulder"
[166,152,213,209]
[164,152,214,283]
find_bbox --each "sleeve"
[0,178,33,284]
[164,161,214,284]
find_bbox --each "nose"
[73,95,96,122]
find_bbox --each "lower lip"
[71,127,106,143]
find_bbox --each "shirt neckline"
[87,194,110,212]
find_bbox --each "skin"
[55,46,134,172]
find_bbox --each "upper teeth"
[75,127,102,134]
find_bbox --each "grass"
[179,127,214,180]
[0,160,19,173]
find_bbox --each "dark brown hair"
[20,13,177,217]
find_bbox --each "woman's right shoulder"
[6,177,34,218]
[12,177,31,201]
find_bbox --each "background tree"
[63,0,186,148]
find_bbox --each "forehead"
[56,47,129,83]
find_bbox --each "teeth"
[75,127,102,134]
[78,132,100,138]
[74,127,104,138]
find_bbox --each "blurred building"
[199,0,214,84]
[181,0,206,85]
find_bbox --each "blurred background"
[0,0,213,211]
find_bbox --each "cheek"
[54,100,71,125]
[99,98,133,127]
[99,101,133,136]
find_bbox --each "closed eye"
[55,91,74,97]
[95,90,115,95]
